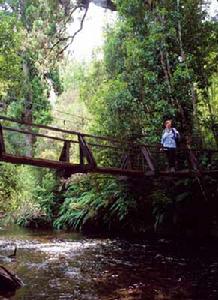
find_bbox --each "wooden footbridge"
[0,115,218,178]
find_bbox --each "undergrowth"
[53,174,143,234]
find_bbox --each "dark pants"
[165,148,176,168]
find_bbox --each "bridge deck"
[1,153,218,178]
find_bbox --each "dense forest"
[0,0,218,238]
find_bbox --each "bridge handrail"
[0,115,154,144]
[1,115,218,154]
[1,126,78,144]
[1,124,123,150]
[0,115,129,145]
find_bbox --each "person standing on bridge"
[160,119,180,173]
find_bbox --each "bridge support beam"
[78,134,97,168]
[187,149,199,171]
[121,154,132,169]
[141,146,155,173]
[59,141,71,162]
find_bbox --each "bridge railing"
[0,116,145,172]
[1,115,218,175]
[145,145,218,173]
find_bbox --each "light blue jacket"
[161,128,179,149]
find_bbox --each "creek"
[0,225,218,299]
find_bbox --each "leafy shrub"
[151,189,172,232]
[54,174,139,234]
[0,163,57,226]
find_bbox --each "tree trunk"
[18,1,34,157]
[206,89,218,147]
[176,0,198,143]
[177,0,185,62]
[159,33,187,133]
[23,60,34,157]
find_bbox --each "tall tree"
[0,11,23,101]
[82,0,218,147]
[0,0,84,155]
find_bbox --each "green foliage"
[0,12,23,99]
[0,0,218,237]
[0,0,78,123]
[7,73,53,123]
[60,59,86,91]
[31,171,57,219]
[54,175,139,233]
[14,202,42,227]
[151,189,172,231]
[0,163,57,226]
[0,164,25,212]
[68,0,218,235]
[81,0,217,142]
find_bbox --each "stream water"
[0,225,218,299]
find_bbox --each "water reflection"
[0,226,218,299]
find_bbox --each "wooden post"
[59,141,71,162]
[0,124,5,158]
[121,154,128,169]
[188,149,199,170]
[121,154,132,169]
[78,134,84,166]
[141,146,155,172]
[78,134,97,168]
[79,143,84,166]
[207,150,212,167]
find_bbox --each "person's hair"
[164,119,172,126]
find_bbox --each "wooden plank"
[0,124,5,158]
[157,169,218,177]
[1,152,218,178]
[0,153,143,176]
[91,167,144,177]
[139,144,218,153]
[0,153,79,170]
[92,168,218,178]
